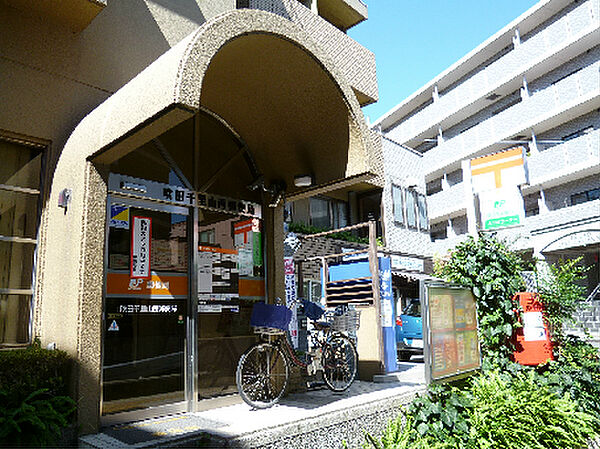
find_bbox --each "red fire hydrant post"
[512,292,554,366]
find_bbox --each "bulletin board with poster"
[422,281,482,383]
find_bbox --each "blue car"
[396,298,423,361]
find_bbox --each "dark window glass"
[0,140,42,189]
[0,295,31,344]
[310,198,330,229]
[571,188,600,206]
[0,190,40,239]
[404,300,421,317]
[588,188,600,201]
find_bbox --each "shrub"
[0,340,75,447]
[536,258,588,345]
[434,233,524,366]
[539,336,600,420]
[0,389,75,447]
[358,369,599,449]
[469,370,597,449]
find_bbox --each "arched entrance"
[36,9,378,431]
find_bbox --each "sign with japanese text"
[284,257,299,348]
[131,216,151,279]
[106,271,188,298]
[108,174,261,218]
[390,255,424,272]
[478,186,526,230]
[423,282,481,383]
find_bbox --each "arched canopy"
[63,8,378,196]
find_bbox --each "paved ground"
[80,361,425,449]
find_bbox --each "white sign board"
[391,255,424,272]
[478,186,525,230]
[131,216,151,278]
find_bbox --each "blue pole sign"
[379,256,398,373]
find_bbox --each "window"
[417,194,428,230]
[426,178,442,196]
[0,136,45,346]
[430,221,447,242]
[524,192,541,217]
[571,188,600,206]
[309,197,347,230]
[392,185,404,224]
[406,189,417,229]
[392,185,428,232]
[199,229,215,244]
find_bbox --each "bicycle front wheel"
[322,335,358,392]
[236,342,289,409]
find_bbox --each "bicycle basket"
[250,302,292,335]
[330,309,361,333]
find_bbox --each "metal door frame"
[100,193,195,426]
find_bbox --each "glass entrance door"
[102,196,190,416]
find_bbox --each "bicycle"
[235,299,359,409]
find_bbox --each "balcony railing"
[423,63,600,175]
[391,0,598,144]
[526,199,600,235]
[427,182,466,221]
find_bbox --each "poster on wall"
[131,216,151,279]
[423,282,481,383]
[197,246,240,313]
[109,204,130,229]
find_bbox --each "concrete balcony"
[2,0,106,32]
[526,129,600,190]
[423,63,600,177]
[430,234,470,257]
[527,199,600,236]
[427,182,467,222]
[386,0,599,145]
[247,0,377,105]
[318,0,367,31]
[424,128,598,222]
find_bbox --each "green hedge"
[0,339,71,399]
[0,340,75,447]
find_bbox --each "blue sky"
[348,0,539,124]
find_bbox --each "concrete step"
[80,372,426,449]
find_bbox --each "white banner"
[131,216,152,278]
[284,257,299,348]
[478,186,525,230]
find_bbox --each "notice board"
[422,281,481,383]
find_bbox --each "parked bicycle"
[235,299,359,409]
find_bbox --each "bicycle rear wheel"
[322,335,358,392]
[236,342,289,408]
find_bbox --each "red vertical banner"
[131,216,152,279]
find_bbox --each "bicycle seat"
[313,321,331,330]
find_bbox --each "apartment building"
[0,0,379,433]
[375,0,599,307]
